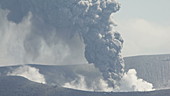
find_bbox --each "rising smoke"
[73,0,124,88]
[119,69,154,92]
[0,9,32,65]
[62,0,124,89]
[0,2,86,66]
[63,69,154,92]
[63,74,113,92]
[0,0,154,91]
[0,0,124,88]
[7,65,46,84]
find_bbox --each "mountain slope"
[124,54,170,89]
[0,54,170,89]
[31,54,170,89]
[0,76,50,96]
[0,76,170,96]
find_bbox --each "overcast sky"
[115,0,170,56]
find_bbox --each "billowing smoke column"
[0,0,124,88]
[73,0,124,88]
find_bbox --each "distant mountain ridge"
[124,54,170,89]
[0,54,170,89]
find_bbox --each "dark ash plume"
[0,0,124,88]
[72,0,124,88]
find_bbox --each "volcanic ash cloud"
[73,0,124,88]
[0,0,154,91]
[0,0,124,87]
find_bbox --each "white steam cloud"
[119,69,154,92]
[63,70,154,92]
[63,75,113,92]
[7,65,46,84]
[0,6,86,66]
[0,9,32,65]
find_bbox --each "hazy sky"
[115,0,170,56]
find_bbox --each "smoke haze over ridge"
[0,0,87,66]
[7,65,46,84]
[0,0,154,92]
[0,0,124,89]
